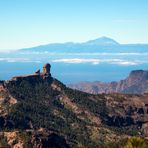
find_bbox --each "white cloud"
[51,58,147,66]
[110,61,137,65]
[0,58,28,62]
[0,58,41,63]
[0,56,147,66]
[52,58,101,64]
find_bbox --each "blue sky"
[0,0,148,50]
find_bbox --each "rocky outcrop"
[8,63,53,85]
[43,63,51,75]
[103,93,148,128]
[69,70,148,94]
[141,123,148,136]
[0,81,5,91]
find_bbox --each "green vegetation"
[6,80,97,146]
[0,79,146,147]
[124,137,148,148]
[100,137,148,148]
[0,135,9,148]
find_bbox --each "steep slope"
[0,64,148,147]
[69,70,148,94]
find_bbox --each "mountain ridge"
[0,64,148,147]
[19,36,120,52]
[69,70,148,94]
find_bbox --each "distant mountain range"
[69,70,148,94]
[20,36,148,53]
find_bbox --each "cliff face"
[116,70,148,93]
[69,70,148,94]
[0,64,148,147]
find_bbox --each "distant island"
[19,36,148,53]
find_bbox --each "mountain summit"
[85,36,120,45]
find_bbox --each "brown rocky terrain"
[0,64,148,147]
[69,70,148,94]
